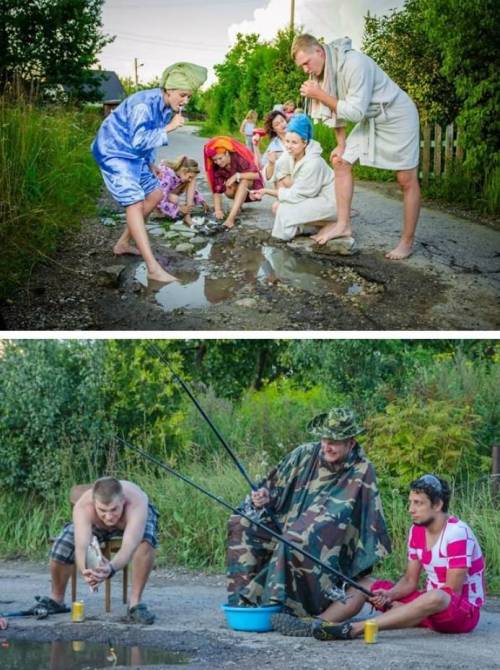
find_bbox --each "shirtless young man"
[41,477,159,624]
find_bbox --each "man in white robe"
[292,34,420,260]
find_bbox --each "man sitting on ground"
[310,474,485,640]
[227,408,391,632]
[36,477,159,624]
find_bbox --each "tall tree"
[362,0,460,124]
[0,0,113,100]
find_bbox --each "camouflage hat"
[307,407,364,440]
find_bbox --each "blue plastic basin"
[221,603,283,632]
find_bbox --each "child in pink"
[157,155,208,226]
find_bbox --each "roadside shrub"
[365,397,482,489]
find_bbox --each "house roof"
[90,70,126,102]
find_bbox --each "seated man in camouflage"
[226,407,391,636]
[37,477,159,624]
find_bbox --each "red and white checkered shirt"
[407,515,485,607]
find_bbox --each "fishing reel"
[325,581,351,605]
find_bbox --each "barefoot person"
[251,114,337,241]
[157,155,208,226]
[283,474,486,640]
[35,477,159,624]
[91,62,207,282]
[227,408,391,629]
[292,34,420,259]
[203,136,263,229]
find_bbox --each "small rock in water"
[171,221,188,231]
[164,231,180,239]
[175,242,195,253]
[96,264,126,287]
[100,217,117,227]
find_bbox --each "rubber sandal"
[127,602,155,625]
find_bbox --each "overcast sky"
[97,0,404,86]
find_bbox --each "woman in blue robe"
[92,62,207,283]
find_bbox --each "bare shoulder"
[120,480,149,506]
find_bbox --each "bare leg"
[113,188,164,255]
[350,589,450,637]
[183,180,196,226]
[224,179,252,228]
[50,560,73,604]
[129,541,155,608]
[319,577,373,623]
[312,158,353,244]
[386,168,420,260]
[115,190,177,283]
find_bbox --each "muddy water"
[0,638,189,669]
[135,243,375,313]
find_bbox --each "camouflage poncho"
[227,442,391,616]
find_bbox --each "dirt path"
[1,560,498,670]
[2,126,499,331]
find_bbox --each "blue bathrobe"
[91,88,174,206]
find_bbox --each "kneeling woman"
[204,137,263,229]
[253,114,336,241]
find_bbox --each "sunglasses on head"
[413,474,442,493]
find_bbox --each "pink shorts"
[371,580,480,634]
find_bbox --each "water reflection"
[0,638,189,669]
[134,243,367,313]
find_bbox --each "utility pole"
[134,58,144,87]
[290,0,295,33]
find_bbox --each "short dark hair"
[410,474,450,512]
[264,110,287,138]
[93,477,123,504]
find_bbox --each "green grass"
[1,460,498,593]
[0,100,103,300]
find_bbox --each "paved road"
[1,561,498,669]
[158,125,500,330]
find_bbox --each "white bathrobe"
[271,140,336,241]
[311,38,420,171]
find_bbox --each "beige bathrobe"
[271,140,336,241]
[310,38,420,170]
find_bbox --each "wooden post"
[422,124,431,186]
[455,127,464,162]
[433,124,442,179]
[492,444,500,497]
[444,123,454,173]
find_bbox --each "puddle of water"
[0,638,189,669]
[134,243,378,313]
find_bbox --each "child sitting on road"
[157,155,208,226]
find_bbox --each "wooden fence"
[420,122,464,186]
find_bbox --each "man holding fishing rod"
[33,477,159,624]
[226,407,392,637]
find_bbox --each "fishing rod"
[147,344,283,531]
[117,435,376,602]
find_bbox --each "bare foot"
[184,215,194,227]
[0,617,7,630]
[147,264,178,283]
[385,240,414,260]
[113,242,141,256]
[311,222,352,245]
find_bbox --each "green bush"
[365,397,483,489]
